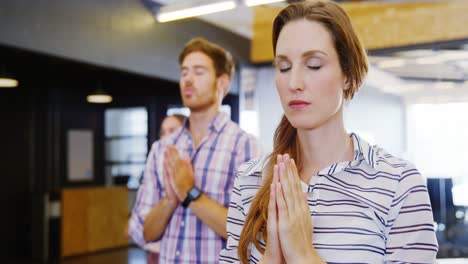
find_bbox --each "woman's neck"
[297,109,353,182]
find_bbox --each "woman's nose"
[288,67,304,92]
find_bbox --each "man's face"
[179,51,220,112]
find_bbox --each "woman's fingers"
[267,184,279,249]
[275,181,288,223]
[291,159,310,213]
[286,159,305,214]
[277,161,291,213]
[265,164,282,260]
[277,154,283,164]
[280,155,302,217]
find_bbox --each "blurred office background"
[0,0,467,263]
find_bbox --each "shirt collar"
[209,112,230,133]
[349,132,375,169]
[182,111,230,134]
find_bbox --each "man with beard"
[128,38,259,264]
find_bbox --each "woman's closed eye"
[306,58,322,70]
[276,61,292,73]
[307,65,322,70]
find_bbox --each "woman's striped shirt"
[220,133,438,264]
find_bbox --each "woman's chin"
[287,116,318,130]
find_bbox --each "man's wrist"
[180,185,194,201]
[165,196,179,207]
[182,186,203,208]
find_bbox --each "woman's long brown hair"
[237,1,368,263]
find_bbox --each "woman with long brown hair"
[219,1,437,263]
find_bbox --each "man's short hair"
[179,38,235,82]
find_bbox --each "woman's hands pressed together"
[262,154,323,264]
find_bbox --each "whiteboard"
[67,130,94,181]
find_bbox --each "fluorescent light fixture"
[416,51,468,65]
[87,94,113,104]
[0,77,18,88]
[377,58,406,69]
[245,0,286,7]
[380,83,424,94]
[433,81,455,90]
[157,0,236,23]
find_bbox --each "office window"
[167,105,231,117]
[407,102,468,206]
[104,107,148,189]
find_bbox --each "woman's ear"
[343,77,351,91]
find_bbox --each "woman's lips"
[288,100,310,110]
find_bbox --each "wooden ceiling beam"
[251,1,468,63]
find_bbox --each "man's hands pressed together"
[163,145,195,202]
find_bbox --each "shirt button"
[176,251,180,256]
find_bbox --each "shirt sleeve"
[219,172,246,263]
[384,166,438,263]
[236,133,261,167]
[128,142,163,247]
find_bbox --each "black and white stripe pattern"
[219,133,438,263]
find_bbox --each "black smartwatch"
[182,186,202,208]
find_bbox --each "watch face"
[188,187,201,199]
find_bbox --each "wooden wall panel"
[87,188,129,252]
[61,189,89,257]
[252,1,468,63]
[61,187,129,257]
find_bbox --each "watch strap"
[182,186,202,208]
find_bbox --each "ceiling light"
[244,0,286,7]
[416,51,468,65]
[380,83,424,94]
[87,87,113,104]
[87,94,112,104]
[433,81,456,90]
[0,78,18,88]
[0,67,18,88]
[157,0,236,23]
[377,58,406,69]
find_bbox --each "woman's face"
[160,116,182,139]
[274,19,349,130]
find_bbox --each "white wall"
[344,88,406,157]
[255,67,283,154]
